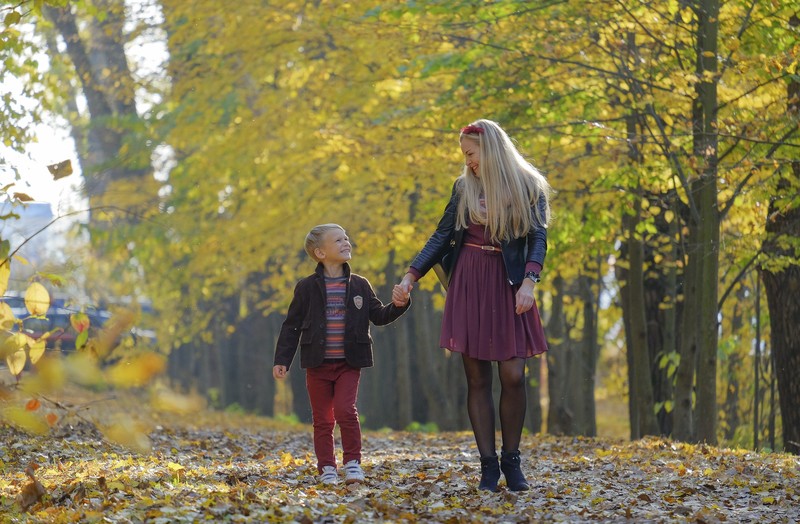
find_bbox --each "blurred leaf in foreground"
[101,417,151,453]
[2,405,49,435]
[107,352,166,388]
[24,282,49,316]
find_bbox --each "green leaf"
[3,11,22,26]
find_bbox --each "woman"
[399,119,551,492]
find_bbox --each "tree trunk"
[546,276,572,435]
[760,52,800,454]
[722,288,745,441]
[44,3,150,226]
[525,356,543,434]
[692,0,720,445]
[621,193,658,439]
[573,273,598,436]
[674,0,721,444]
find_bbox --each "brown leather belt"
[463,242,501,252]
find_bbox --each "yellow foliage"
[24,282,49,316]
[62,352,105,387]
[28,337,46,365]
[150,383,205,414]
[0,302,13,330]
[101,417,152,453]
[107,352,167,388]
[1,405,49,435]
[0,261,9,297]
[5,346,26,375]
[19,356,66,394]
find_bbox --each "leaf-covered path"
[1,415,799,523]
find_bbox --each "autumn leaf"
[0,261,10,297]
[149,384,205,414]
[70,312,90,333]
[28,337,46,365]
[2,405,49,435]
[92,308,136,359]
[3,10,22,26]
[19,356,67,394]
[25,398,41,411]
[101,418,151,453]
[107,352,166,388]
[0,301,14,330]
[13,192,34,202]
[62,351,105,387]
[24,282,50,316]
[6,346,27,375]
[46,159,73,180]
[16,463,47,511]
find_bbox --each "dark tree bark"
[760,42,800,454]
[546,276,572,435]
[572,273,598,436]
[674,0,721,444]
[692,0,721,446]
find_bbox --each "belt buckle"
[481,245,495,251]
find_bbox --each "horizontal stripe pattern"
[324,276,347,359]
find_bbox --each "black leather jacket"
[410,179,548,286]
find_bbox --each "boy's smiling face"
[315,228,352,264]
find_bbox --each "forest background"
[1,0,798,456]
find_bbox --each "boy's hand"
[273,365,287,379]
[392,284,410,307]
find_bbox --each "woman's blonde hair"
[457,119,551,243]
[305,223,345,261]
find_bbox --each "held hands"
[392,284,411,307]
[393,273,415,307]
[515,279,536,315]
[399,273,415,295]
[273,365,287,379]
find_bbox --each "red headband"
[461,125,484,135]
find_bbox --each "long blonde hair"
[456,119,551,243]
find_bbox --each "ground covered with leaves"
[1,405,799,523]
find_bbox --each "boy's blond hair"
[304,223,345,262]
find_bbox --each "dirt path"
[1,419,798,523]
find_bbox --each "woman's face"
[460,138,481,176]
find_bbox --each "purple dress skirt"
[439,225,548,361]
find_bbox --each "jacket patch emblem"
[353,296,363,310]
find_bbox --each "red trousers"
[305,360,362,472]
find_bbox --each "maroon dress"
[439,222,548,361]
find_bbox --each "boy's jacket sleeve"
[273,280,306,368]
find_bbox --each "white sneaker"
[318,465,338,485]
[343,460,365,484]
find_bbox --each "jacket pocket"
[299,319,314,345]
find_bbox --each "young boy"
[273,224,411,485]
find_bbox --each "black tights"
[461,355,527,458]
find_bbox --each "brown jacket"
[274,262,410,370]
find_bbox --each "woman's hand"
[515,280,536,315]
[399,273,415,295]
[273,365,287,379]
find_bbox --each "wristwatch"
[524,271,541,284]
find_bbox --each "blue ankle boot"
[478,455,500,491]
[500,450,530,491]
